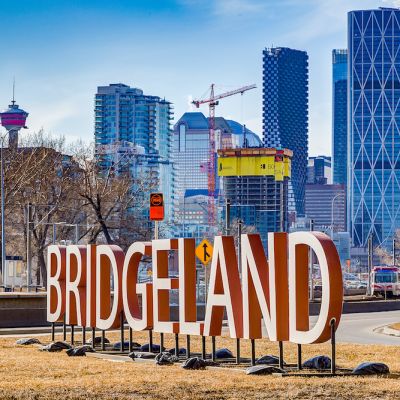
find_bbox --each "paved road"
[334,311,400,345]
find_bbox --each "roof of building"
[174,112,262,147]
[225,120,262,147]
[174,112,209,130]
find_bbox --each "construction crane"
[192,83,256,229]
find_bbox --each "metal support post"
[120,312,124,353]
[160,333,164,354]
[278,341,284,369]
[149,330,153,352]
[51,322,55,342]
[236,338,240,365]
[82,326,86,345]
[91,327,96,349]
[101,330,105,351]
[186,335,190,359]
[211,336,216,362]
[63,315,66,341]
[175,333,179,357]
[129,328,133,353]
[201,336,206,359]
[71,325,75,345]
[251,339,256,366]
[330,319,336,375]
[297,344,302,370]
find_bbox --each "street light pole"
[1,137,6,287]
[330,192,345,238]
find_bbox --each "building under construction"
[218,147,292,242]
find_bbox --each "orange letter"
[66,245,87,326]
[288,232,343,344]
[203,236,243,338]
[122,242,153,331]
[47,245,66,323]
[242,233,289,341]
[152,239,179,333]
[96,245,124,330]
[178,238,203,335]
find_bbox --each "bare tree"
[71,142,156,248]
[4,131,80,286]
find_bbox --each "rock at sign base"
[302,355,331,370]
[215,348,234,359]
[256,355,284,366]
[246,365,285,375]
[87,337,110,345]
[140,343,164,353]
[16,338,41,346]
[167,347,186,355]
[40,342,72,352]
[352,362,390,375]
[113,341,141,351]
[182,357,207,370]
[66,345,95,357]
[155,352,179,365]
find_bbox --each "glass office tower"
[262,47,309,218]
[94,83,174,224]
[348,8,400,247]
[332,49,348,185]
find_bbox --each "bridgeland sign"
[47,232,343,345]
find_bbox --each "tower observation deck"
[0,97,28,149]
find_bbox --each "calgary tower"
[0,83,28,149]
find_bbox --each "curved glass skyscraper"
[348,8,400,247]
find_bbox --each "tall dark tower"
[262,47,309,218]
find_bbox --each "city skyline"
[0,0,389,156]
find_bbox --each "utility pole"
[309,219,314,301]
[26,203,32,290]
[225,198,231,236]
[1,140,5,287]
[367,234,373,296]
[393,238,396,266]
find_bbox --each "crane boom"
[192,84,256,107]
[191,83,257,234]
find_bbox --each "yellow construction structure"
[217,148,292,181]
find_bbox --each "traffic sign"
[150,193,164,221]
[195,239,213,266]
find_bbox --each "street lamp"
[1,133,8,287]
[330,192,345,237]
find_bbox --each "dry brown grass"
[0,331,399,399]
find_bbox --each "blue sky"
[0,0,396,155]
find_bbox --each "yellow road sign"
[195,239,213,266]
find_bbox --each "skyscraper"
[332,49,348,185]
[218,147,292,244]
[94,83,174,223]
[172,111,261,237]
[307,156,332,184]
[348,8,400,247]
[263,47,309,218]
